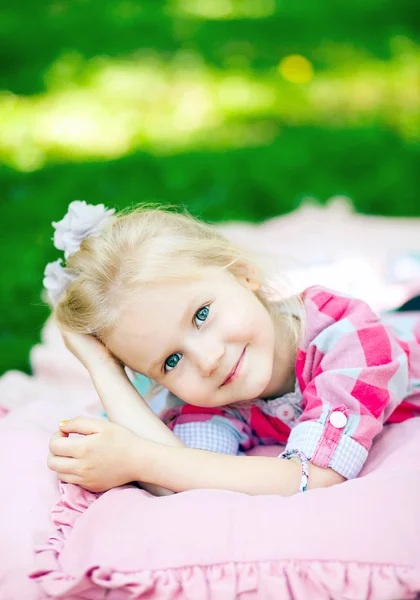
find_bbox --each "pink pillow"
[27,417,420,600]
[0,378,98,600]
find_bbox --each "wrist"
[129,437,162,484]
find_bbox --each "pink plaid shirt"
[162,286,420,479]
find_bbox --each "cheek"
[168,370,210,406]
[221,301,260,339]
[262,313,276,346]
[176,388,213,408]
[244,303,275,347]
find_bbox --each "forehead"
[106,269,234,373]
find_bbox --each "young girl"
[45,201,420,496]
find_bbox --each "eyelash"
[163,304,211,373]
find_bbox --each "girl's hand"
[47,417,143,492]
[58,327,122,373]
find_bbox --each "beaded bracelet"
[278,449,309,493]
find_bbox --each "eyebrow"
[146,293,205,375]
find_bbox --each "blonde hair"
[54,204,303,363]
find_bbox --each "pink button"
[276,404,295,421]
[329,411,347,429]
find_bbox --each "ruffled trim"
[31,559,420,600]
[30,484,420,600]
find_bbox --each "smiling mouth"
[221,347,246,386]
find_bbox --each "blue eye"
[195,305,209,326]
[164,352,182,372]
[163,305,210,374]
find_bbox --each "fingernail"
[59,420,67,427]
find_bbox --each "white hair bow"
[43,200,115,307]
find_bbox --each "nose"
[186,335,225,377]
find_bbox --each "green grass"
[1,0,419,374]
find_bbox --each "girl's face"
[107,267,296,407]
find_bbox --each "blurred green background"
[1,0,419,375]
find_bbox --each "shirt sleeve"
[286,287,410,479]
[162,405,253,456]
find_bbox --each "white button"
[276,404,295,421]
[329,411,347,429]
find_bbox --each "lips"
[221,347,246,386]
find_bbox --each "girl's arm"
[89,360,183,447]
[58,329,186,496]
[50,418,345,495]
[133,438,346,495]
[89,361,186,497]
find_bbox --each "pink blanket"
[1,201,420,599]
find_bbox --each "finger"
[57,473,82,486]
[47,453,79,474]
[49,431,69,451]
[58,417,107,436]
[49,434,84,458]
